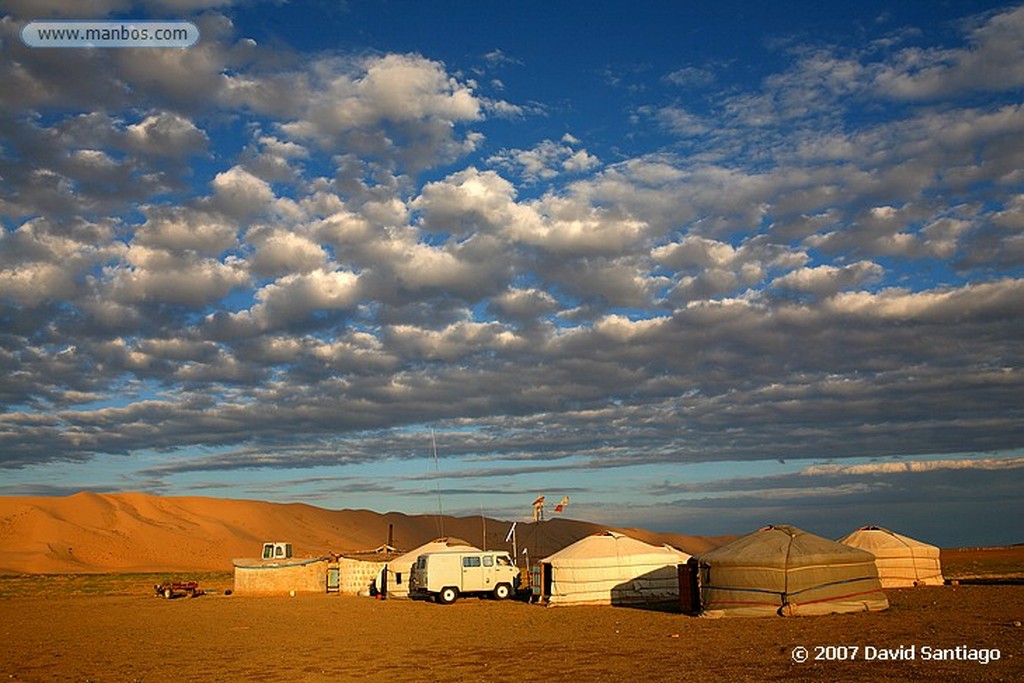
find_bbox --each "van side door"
[461,554,486,592]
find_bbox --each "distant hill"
[0,492,727,574]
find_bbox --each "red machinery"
[154,581,204,599]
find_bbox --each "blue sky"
[2,1,1023,546]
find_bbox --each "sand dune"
[0,492,724,574]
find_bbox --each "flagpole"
[431,429,444,538]
[506,522,518,567]
[481,505,487,551]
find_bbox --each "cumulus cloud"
[772,261,884,297]
[488,287,560,322]
[125,112,209,158]
[106,245,250,307]
[413,167,525,236]
[223,268,362,332]
[226,53,484,171]
[247,227,327,277]
[210,166,276,217]
[134,206,237,254]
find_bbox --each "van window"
[462,556,481,568]
[483,556,494,567]
[497,555,512,566]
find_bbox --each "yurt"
[539,531,691,607]
[839,526,944,587]
[378,537,479,598]
[698,525,889,617]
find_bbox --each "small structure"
[261,542,292,560]
[838,526,944,587]
[232,554,332,595]
[233,542,415,596]
[378,537,479,599]
[336,545,401,596]
[537,531,691,607]
[698,524,889,617]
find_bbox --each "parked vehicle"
[154,580,204,599]
[409,550,519,604]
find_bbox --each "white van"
[409,550,519,604]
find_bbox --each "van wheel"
[438,587,458,604]
[493,583,511,600]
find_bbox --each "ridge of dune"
[0,492,722,574]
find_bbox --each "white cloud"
[663,65,716,88]
[489,287,559,321]
[826,278,1024,322]
[388,240,507,295]
[413,167,528,236]
[125,113,209,158]
[803,456,1024,477]
[653,236,738,270]
[772,261,884,297]
[229,53,484,170]
[593,314,669,343]
[873,6,1024,99]
[386,320,526,361]
[135,206,237,254]
[225,268,361,332]
[488,138,600,182]
[247,227,327,277]
[516,193,648,256]
[210,166,275,217]
[482,49,523,68]
[646,105,711,137]
[0,261,77,306]
[107,245,250,307]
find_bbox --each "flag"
[554,496,569,513]
[504,522,517,543]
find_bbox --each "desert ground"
[1,557,1022,683]
[2,494,1022,681]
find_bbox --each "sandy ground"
[1,574,1021,682]
[1,495,1020,681]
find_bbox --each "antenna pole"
[432,429,445,538]
[481,506,487,551]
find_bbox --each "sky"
[2,0,1023,547]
